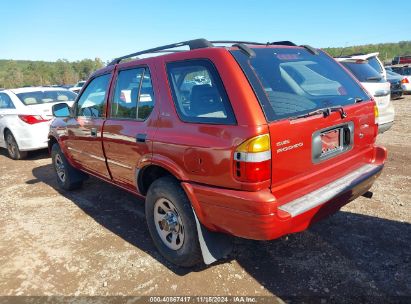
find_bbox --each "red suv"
[49,39,386,267]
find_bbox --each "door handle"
[90,128,97,137]
[136,133,147,143]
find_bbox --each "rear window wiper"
[366,76,382,81]
[290,106,347,120]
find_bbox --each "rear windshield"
[231,48,369,122]
[367,57,383,74]
[16,90,77,105]
[392,66,411,75]
[341,61,383,82]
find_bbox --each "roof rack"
[270,41,296,46]
[108,38,213,65]
[211,40,297,46]
[211,40,266,45]
[108,39,302,65]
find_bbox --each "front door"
[65,73,112,178]
[103,65,157,189]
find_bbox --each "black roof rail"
[108,38,213,66]
[300,45,319,55]
[232,43,256,58]
[210,40,266,45]
[269,41,296,46]
[212,40,297,47]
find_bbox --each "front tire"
[51,143,87,190]
[145,176,202,267]
[5,131,27,160]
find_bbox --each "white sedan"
[69,80,86,94]
[0,87,76,159]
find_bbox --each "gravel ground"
[0,96,410,303]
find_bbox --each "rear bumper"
[402,83,411,93]
[378,121,394,134]
[182,146,386,240]
[390,89,403,99]
[378,102,395,133]
[17,123,50,151]
[7,120,50,151]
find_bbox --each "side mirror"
[52,103,71,117]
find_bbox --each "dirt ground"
[0,96,410,303]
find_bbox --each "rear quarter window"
[166,60,236,125]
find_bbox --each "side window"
[167,60,236,124]
[111,67,155,120]
[0,93,15,109]
[76,74,111,118]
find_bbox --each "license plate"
[321,129,340,155]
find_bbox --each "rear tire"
[145,176,202,267]
[5,131,27,160]
[51,143,87,190]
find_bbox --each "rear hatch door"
[231,47,377,204]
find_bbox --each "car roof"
[9,87,71,94]
[93,39,307,77]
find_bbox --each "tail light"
[234,134,271,183]
[18,115,50,124]
[402,78,409,84]
[374,105,379,125]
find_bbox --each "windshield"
[16,90,77,105]
[392,66,411,76]
[341,61,383,82]
[231,48,369,122]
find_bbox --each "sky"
[1,0,410,62]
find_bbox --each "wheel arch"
[3,127,12,139]
[137,155,189,196]
[137,164,175,196]
[48,135,58,153]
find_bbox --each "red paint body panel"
[49,44,387,241]
[183,146,386,240]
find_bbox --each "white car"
[69,81,86,94]
[338,52,387,80]
[391,65,411,93]
[0,87,76,159]
[336,58,394,133]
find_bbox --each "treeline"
[323,41,411,63]
[0,58,104,89]
[1,41,410,89]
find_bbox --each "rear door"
[103,65,157,189]
[65,73,112,178]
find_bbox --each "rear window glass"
[231,48,369,122]
[367,57,383,74]
[392,67,411,75]
[341,61,383,82]
[16,90,77,105]
[167,60,236,124]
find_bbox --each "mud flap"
[192,208,234,265]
